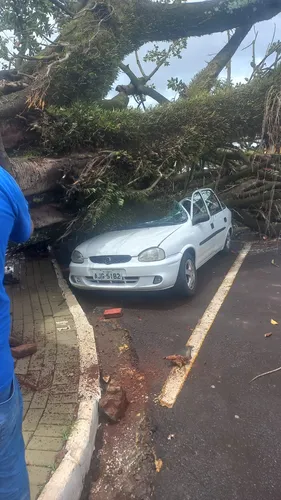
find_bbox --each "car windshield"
[132,200,188,228]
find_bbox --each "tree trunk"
[9,155,90,195]
[1,0,281,239]
[0,89,28,120]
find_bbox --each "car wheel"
[175,252,197,297]
[222,229,232,254]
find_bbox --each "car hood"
[77,225,182,257]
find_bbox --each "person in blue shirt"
[0,166,33,500]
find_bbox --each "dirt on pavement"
[79,306,155,500]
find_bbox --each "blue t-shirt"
[0,167,32,391]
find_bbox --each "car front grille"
[89,255,131,265]
[85,276,139,286]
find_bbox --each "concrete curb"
[38,260,100,500]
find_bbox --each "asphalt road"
[76,240,281,500]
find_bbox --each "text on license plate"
[94,270,125,281]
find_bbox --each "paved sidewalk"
[6,258,80,500]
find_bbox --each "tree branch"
[135,51,146,78]
[119,62,141,88]
[119,62,169,104]
[141,85,169,104]
[186,24,251,96]
[48,0,74,17]
[12,52,59,62]
[225,190,281,209]
[0,70,22,82]
[146,57,167,82]
[226,31,232,85]
[249,39,281,81]
[136,0,281,43]
[144,41,180,82]
[0,81,29,96]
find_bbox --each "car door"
[190,190,216,267]
[200,189,227,252]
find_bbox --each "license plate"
[93,270,125,281]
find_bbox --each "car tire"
[174,252,197,297]
[222,229,232,254]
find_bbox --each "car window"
[181,199,191,214]
[201,190,222,215]
[192,192,208,218]
[128,200,188,228]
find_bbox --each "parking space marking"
[159,243,252,408]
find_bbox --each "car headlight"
[138,247,165,262]
[71,250,84,264]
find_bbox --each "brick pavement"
[6,258,80,500]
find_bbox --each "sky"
[109,10,281,106]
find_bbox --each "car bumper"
[69,254,181,291]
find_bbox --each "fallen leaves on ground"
[164,354,189,368]
[271,319,278,325]
[271,259,279,267]
[155,458,163,473]
[118,344,129,353]
[264,332,272,338]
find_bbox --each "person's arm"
[10,197,33,244]
[4,171,33,244]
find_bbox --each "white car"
[69,189,232,296]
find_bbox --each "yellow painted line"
[159,243,252,408]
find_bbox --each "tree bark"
[225,190,281,208]
[30,205,69,229]
[234,209,281,236]
[9,156,90,195]
[0,89,28,120]
[135,0,281,43]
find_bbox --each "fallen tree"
[1,0,281,239]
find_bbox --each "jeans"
[0,376,30,500]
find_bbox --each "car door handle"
[224,217,227,222]
[210,223,214,229]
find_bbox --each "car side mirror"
[192,213,210,225]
